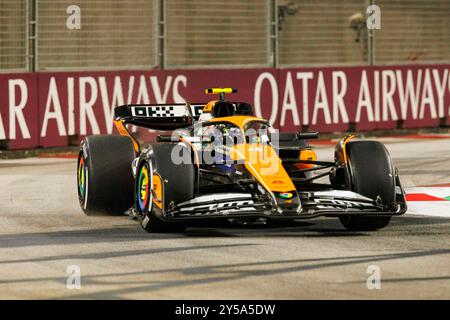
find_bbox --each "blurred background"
[1,0,449,72]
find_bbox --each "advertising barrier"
[0,64,449,149]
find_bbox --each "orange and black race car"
[77,88,407,233]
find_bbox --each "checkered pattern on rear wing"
[129,104,203,119]
[114,103,204,130]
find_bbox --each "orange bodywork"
[229,143,296,193]
[152,173,163,209]
[114,119,140,153]
[203,100,218,113]
[208,115,266,128]
[342,134,355,164]
[207,115,296,193]
[336,134,356,164]
[295,149,317,170]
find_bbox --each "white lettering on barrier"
[150,76,172,104]
[99,76,124,134]
[127,76,137,132]
[356,70,374,122]
[1,68,449,144]
[0,90,6,139]
[312,71,332,125]
[41,77,66,137]
[374,70,380,121]
[173,75,187,103]
[381,70,398,121]
[332,71,349,124]
[127,76,135,105]
[397,69,422,120]
[68,77,75,135]
[79,77,100,135]
[432,68,449,118]
[280,72,299,126]
[419,69,437,119]
[296,72,313,126]
[254,72,278,125]
[137,75,150,104]
[9,79,30,139]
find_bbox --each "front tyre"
[136,144,195,233]
[339,141,395,231]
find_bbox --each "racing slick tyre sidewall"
[339,141,395,231]
[137,143,195,233]
[77,135,135,216]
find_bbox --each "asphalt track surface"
[0,137,449,299]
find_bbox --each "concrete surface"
[0,137,449,299]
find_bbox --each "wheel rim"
[138,164,150,211]
[77,155,86,199]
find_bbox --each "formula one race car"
[77,88,407,232]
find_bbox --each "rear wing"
[113,96,254,153]
[114,103,204,130]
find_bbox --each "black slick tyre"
[136,143,195,233]
[339,141,395,231]
[77,135,135,216]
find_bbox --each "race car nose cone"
[273,191,301,214]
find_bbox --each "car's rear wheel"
[137,143,195,233]
[339,141,395,231]
[77,135,135,216]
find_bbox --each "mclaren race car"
[77,88,407,232]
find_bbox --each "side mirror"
[296,132,319,140]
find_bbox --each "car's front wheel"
[136,143,195,233]
[339,141,396,231]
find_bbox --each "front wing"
[162,189,407,221]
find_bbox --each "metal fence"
[0,0,449,72]
[165,0,270,68]
[375,0,450,64]
[0,0,27,71]
[36,0,158,71]
[278,0,368,66]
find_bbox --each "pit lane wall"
[0,65,449,149]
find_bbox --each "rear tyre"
[77,135,135,216]
[137,144,195,233]
[339,141,395,231]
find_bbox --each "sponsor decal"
[278,192,293,199]
[315,199,370,208]
[180,200,254,213]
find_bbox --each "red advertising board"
[0,73,38,149]
[0,64,448,150]
[276,65,450,133]
[37,69,277,147]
